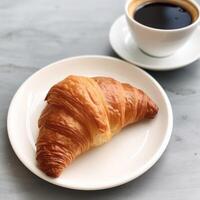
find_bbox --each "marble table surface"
[0,0,200,199]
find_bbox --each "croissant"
[36,75,158,177]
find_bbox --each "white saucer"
[7,56,173,190]
[109,15,200,71]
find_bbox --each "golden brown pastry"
[36,75,158,177]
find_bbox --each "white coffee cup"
[125,0,200,57]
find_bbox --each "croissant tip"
[44,170,61,178]
[37,163,63,178]
[146,99,159,119]
[36,154,66,178]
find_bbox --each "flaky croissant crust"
[36,75,158,177]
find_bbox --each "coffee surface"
[134,2,192,30]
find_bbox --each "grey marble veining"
[0,0,200,199]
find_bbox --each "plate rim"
[7,55,173,190]
[109,15,200,71]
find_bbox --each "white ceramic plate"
[7,56,173,190]
[109,15,200,71]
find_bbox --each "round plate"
[109,15,200,71]
[7,56,173,190]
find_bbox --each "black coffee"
[134,3,192,30]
